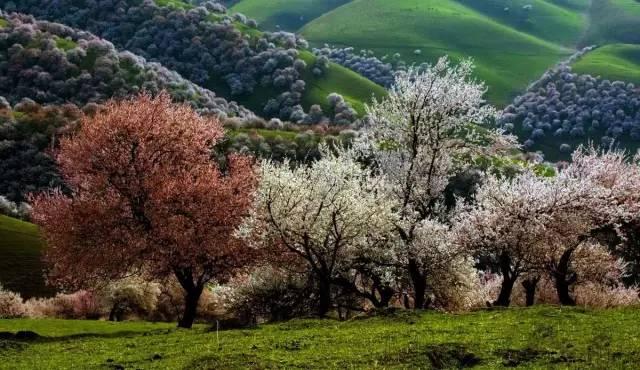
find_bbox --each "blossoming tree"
[361,56,515,308]
[456,148,640,306]
[30,93,257,328]
[240,148,396,315]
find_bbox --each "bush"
[98,277,161,321]
[0,196,30,219]
[24,291,101,319]
[575,283,640,308]
[220,267,317,323]
[0,285,26,318]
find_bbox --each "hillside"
[0,1,386,124]
[0,13,251,117]
[230,0,640,108]
[229,0,590,105]
[297,51,385,114]
[572,44,640,84]
[582,0,640,45]
[229,0,350,31]
[0,215,49,298]
[302,0,580,105]
[2,307,640,368]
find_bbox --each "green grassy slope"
[226,0,640,108]
[298,51,386,114]
[582,0,640,45]
[573,44,640,84]
[0,216,50,298]
[2,307,640,368]
[455,0,588,47]
[299,0,575,105]
[230,0,351,31]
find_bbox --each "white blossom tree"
[360,56,516,308]
[453,172,573,306]
[239,148,397,315]
[456,148,640,307]
[543,148,640,305]
[411,216,477,310]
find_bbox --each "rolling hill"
[0,215,50,298]
[1,0,387,123]
[155,0,387,117]
[298,0,578,105]
[229,0,640,106]
[572,44,640,84]
[229,0,350,31]
[582,0,640,46]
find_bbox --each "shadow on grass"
[496,347,583,367]
[0,328,175,344]
[379,342,481,369]
[184,353,278,370]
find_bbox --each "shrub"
[575,283,640,308]
[0,285,26,318]
[220,267,317,323]
[98,277,161,321]
[24,291,101,319]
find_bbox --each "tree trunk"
[376,286,395,308]
[521,276,540,307]
[553,248,577,306]
[493,253,517,307]
[174,268,205,329]
[494,276,516,307]
[108,304,119,322]
[408,259,427,309]
[317,277,332,316]
[178,285,204,329]
[555,278,576,306]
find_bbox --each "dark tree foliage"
[593,221,640,287]
[0,99,76,202]
[0,1,338,122]
[313,46,432,90]
[500,64,640,157]
[0,13,251,118]
[219,127,356,164]
[314,46,396,88]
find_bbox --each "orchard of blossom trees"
[313,46,431,89]
[313,46,397,88]
[0,12,250,118]
[0,1,360,124]
[500,62,640,157]
[16,58,640,328]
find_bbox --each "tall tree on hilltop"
[30,93,257,328]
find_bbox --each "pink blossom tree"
[31,93,257,328]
